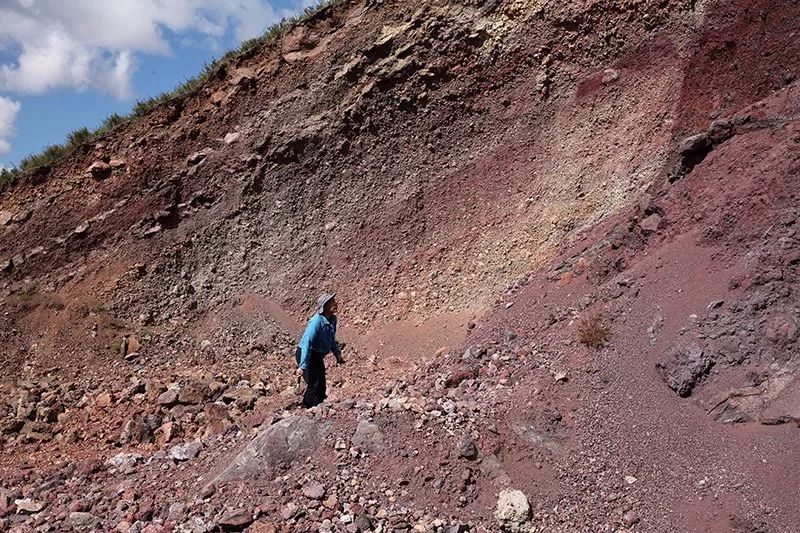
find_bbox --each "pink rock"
[639,213,662,233]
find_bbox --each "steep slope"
[1,0,706,378]
[1,0,800,532]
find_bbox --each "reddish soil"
[1,0,799,532]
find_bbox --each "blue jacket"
[297,313,341,370]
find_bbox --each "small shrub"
[47,296,66,311]
[65,127,92,148]
[111,339,124,354]
[132,93,169,117]
[578,313,612,349]
[18,283,38,301]
[98,113,127,132]
[20,144,66,171]
[0,167,20,192]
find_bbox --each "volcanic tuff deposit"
[1,0,800,531]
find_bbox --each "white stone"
[495,489,531,532]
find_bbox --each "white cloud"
[0,97,22,156]
[0,0,290,99]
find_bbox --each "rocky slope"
[1,0,800,531]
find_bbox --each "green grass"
[2,0,344,188]
[0,167,20,192]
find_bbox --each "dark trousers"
[296,349,327,408]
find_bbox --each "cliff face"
[0,0,702,374]
[1,0,799,531]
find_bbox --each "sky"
[0,0,319,169]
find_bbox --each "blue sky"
[0,0,317,169]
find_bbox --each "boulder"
[85,161,111,179]
[458,436,478,460]
[639,213,662,233]
[106,453,143,470]
[19,421,52,442]
[351,420,385,453]
[679,133,709,156]
[0,211,12,226]
[208,415,329,486]
[187,149,210,166]
[119,414,160,444]
[204,403,234,436]
[445,368,476,388]
[302,481,325,500]
[219,510,253,531]
[170,441,202,461]
[495,489,531,532]
[222,386,259,410]
[73,221,90,236]
[156,389,179,406]
[178,381,211,405]
[69,512,99,530]
[15,499,46,514]
[656,344,713,397]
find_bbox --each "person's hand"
[296,368,305,377]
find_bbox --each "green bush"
[98,113,127,133]
[0,167,20,192]
[66,127,92,148]
[19,144,66,171]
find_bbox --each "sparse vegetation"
[0,166,19,192]
[1,0,344,186]
[18,283,38,301]
[111,338,124,354]
[98,112,126,133]
[578,312,613,349]
[47,296,66,311]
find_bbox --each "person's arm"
[332,339,343,361]
[298,317,320,371]
[331,318,343,362]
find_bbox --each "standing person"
[296,293,345,408]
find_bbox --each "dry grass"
[47,296,66,311]
[578,312,612,349]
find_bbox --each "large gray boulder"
[656,344,713,397]
[351,420,384,453]
[209,416,329,486]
